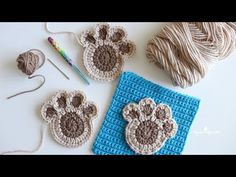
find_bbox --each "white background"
[0,23,236,155]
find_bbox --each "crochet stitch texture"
[41,90,98,148]
[123,98,178,155]
[80,23,135,82]
[93,72,200,155]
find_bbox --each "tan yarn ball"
[7,49,46,100]
[146,22,236,88]
[17,51,40,76]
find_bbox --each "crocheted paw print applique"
[41,90,98,147]
[80,23,135,81]
[123,98,178,155]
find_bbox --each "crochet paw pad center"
[123,98,178,155]
[80,23,135,82]
[41,90,98,147]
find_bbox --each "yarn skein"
[146,22,236,88]
[7,49,46,99]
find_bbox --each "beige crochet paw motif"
[80,23,135,82]
[123,98,178,155]
[41,91,98,148]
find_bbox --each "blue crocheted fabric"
[93,72,200,155]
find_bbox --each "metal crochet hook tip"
[47,58,70,80]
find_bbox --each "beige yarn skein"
[146,22,236,88]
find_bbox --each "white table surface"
[0,22,236,155]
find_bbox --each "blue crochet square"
[92,72,200,155]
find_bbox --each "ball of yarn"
[17,51,40,75]
[146,22,236,88]
[7,49,46,100]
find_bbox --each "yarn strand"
[7,74,45,99]
[45,22,83,46]
[1,123,46,155]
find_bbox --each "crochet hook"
[47,37,90,85]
